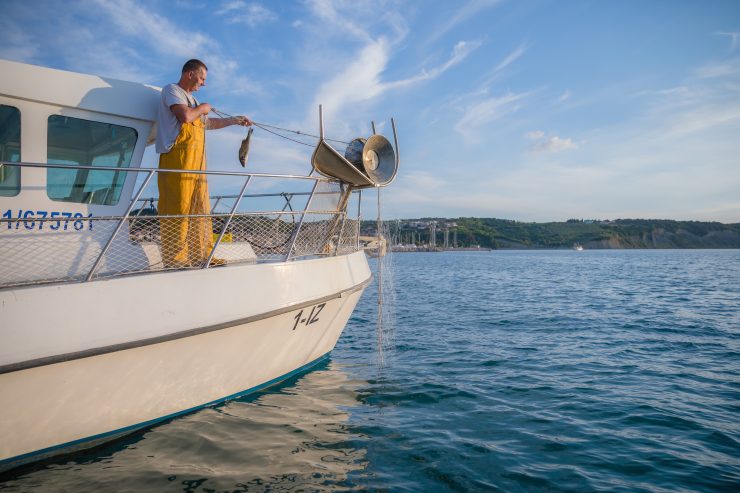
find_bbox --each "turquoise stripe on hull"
[0,352,331,471]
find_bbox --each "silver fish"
[239,127,253,167]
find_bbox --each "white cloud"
[454,91,530,141]
[93,0,218,58]
[57,30,151,82]
[695,57,740,78]
[385,40,481,90]
[428,0,503,44]
[313,38,481,124]
[312,39,388,123]
[477,43,530,88]
[642,68,740,137]
[494,43,528,73]
[217,0,244,13]
[491,64,740,221]
[0,19,38,61]
[88,0,263,96]
[216,1,277,27]
[174,0,206,8]
[530,136,578,153]
[715,31,739,51]
[444,42,532,140]
[306,0,374,43]
[299,0,483,133]
[665,102,740,136]
[654,86,691,98]
[557,90,571,103]
[395,149,739,221]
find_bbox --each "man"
[155,59,252,268]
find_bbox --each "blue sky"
[2,0,739,222]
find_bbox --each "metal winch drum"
[311,106,399,188]
[343,135,397,185]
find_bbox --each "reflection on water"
[0,361,369,492]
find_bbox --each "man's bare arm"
[206,116,253,130]
[171,103,212,124]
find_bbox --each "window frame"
[45,114,139,206]
[0,104,22,197]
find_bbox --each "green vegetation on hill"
[364,218,740,249]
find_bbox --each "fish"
[239,127,253,167]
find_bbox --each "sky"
[2,0,740,222]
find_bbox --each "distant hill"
[368,218,740,249]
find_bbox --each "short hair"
[182,59,207,73]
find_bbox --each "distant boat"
[573,243,584,251]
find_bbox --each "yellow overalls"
[158,116,214,267]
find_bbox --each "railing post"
[356,189,362,250]
[284,178,320,261]
[204,175,252,268]
[86,169,155,281]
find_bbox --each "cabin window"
[47,115,138,206]
[0,104,21,197]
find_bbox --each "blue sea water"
[1,249,739,492]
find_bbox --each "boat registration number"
[2,209,94,231]
[292,303,326,331]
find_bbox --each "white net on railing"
[337,217,360,254]
[1,218,110,286]
[1,183,361,288]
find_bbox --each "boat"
[573,242,584,251]
[0,59,398,471]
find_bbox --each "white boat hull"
[0,60,394,473]
[0,251,371,469]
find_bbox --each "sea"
[1,249,738,492]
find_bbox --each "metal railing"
[0,161,361,289]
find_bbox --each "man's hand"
[232,116,253,126]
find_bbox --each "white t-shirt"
[155,83,206,154]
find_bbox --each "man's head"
[179,59,208,93]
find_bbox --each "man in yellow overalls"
[155,59,252,268]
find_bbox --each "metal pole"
[391,118,399,168]
[284,178,320,261]
[319,104,324,140]
[357,189,362,250]
[376,185,383,332]
[204,175,252,268]
[86,169,155,281]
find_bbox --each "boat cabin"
[0,59,158,214]
[0,60,161,285]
